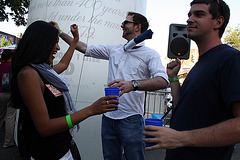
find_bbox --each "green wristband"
[59,30,63,37]
[169,77,179,82]
[66,115,74,129]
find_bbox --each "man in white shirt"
[51,11,168,160]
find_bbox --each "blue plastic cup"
[105,87,120,111]
[145,118,163,147]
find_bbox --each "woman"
[11,20,118,160]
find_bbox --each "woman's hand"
[89,95,119,115]
[70,24,79,42]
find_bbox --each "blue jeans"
[101,115,145,160]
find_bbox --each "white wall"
[27,0,147,159]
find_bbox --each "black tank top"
[23,70,72,160]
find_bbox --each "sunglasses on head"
[122,20,137,26]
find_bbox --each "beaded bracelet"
[66,115,74,129]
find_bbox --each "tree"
[224,24,240,50]
[1,36,10,47]
[0,0,30,26]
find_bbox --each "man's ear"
[214,16,224,30]
[135,23,142,33]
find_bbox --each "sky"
[0,0,239,59]
[145,0,240,59]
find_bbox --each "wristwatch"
[132,80,139,91]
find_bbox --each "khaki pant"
[0,92,8,130]
[0,92,17,147]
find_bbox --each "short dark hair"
[127,12,149,33]
[190,0,230,38]
[11,20,58,108]
[1,49,15,61]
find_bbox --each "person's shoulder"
[142,44,156,51]
[17,66,44,96]
[18,66,39,80]
[221,44,240,53]
[212,44,240,59]
[104,44,124,53]
[217,45,240,63]
[106,43,123,48]
[224,45,240,60]
[88,43,122,51]
[143,46,161,56]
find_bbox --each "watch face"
[132,80,139,91]
[133,80,139,87]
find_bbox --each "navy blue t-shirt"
[166,44,240,160]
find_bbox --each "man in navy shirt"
[143,0,240,160]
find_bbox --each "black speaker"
[167,24,190,59]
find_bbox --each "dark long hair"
[11,20,58,108]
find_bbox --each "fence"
[144,89,172,126]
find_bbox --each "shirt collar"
[123,41,145,51]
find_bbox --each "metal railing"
[144,89,172,126]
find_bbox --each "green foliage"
[1,36,10,47]
[224,24,240,50]
[0,0,30,26]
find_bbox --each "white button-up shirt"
[85,42,168,119]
